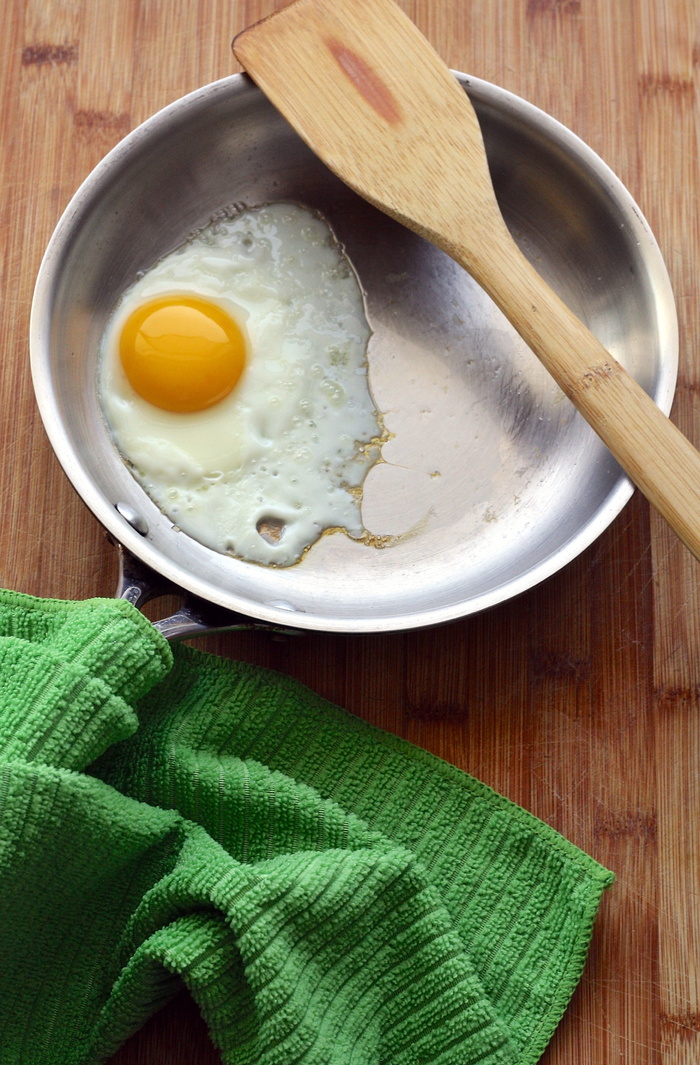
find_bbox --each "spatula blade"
[233,0,499,254]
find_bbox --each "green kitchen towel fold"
[0,589,613,1065]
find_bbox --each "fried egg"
[99,202,383,566]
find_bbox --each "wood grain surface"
[1,1,699,1062]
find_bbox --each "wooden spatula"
[234,0,700,563]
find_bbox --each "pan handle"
[113,542,297,641]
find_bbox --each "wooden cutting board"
[1,1,699,1062]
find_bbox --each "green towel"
[0,588,613,1065]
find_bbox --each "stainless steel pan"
[30,73,677,636]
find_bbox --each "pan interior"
[31,73,677,631]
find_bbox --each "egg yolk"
[119,296,247,413]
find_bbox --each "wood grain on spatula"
[233,0,700,564]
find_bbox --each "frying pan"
[29,73,677,637]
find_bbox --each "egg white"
[99,203,383,566]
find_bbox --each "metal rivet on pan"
[115,502,149,536]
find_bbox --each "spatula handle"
[470,236,700,560]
